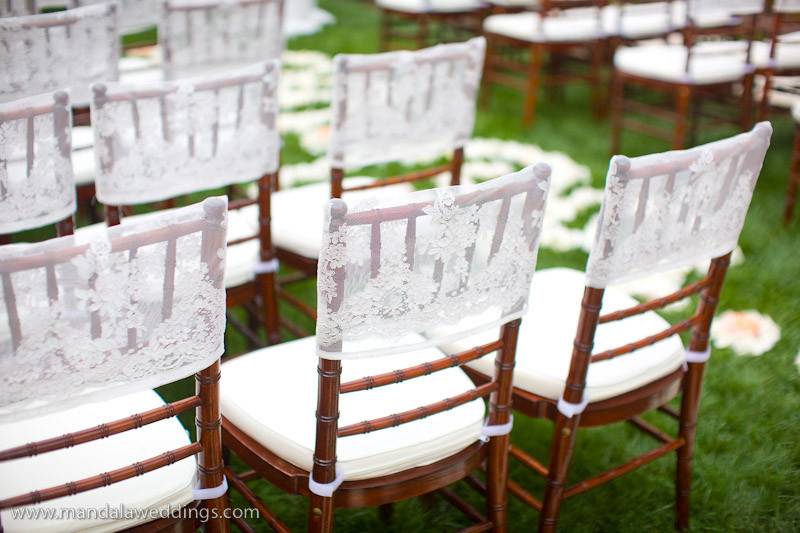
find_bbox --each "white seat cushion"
[376,0,486,13]
[271,179,414,260]
[615,41,752,84]
[71,146,96,187]
[484,12,605,43]
[602,3,674,39]
[220,334,485,481]
[427,268,686,403]
[75,204,260,288]
[0,390,196,533]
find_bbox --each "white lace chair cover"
[76,0,157,34]
[316,163,551,359]
[0,4,120,105]
[585,122,772,289]
[0,197,227,422]
[329,37,485,170]
[160,0,284,80]
[91,61,280,206]
[0,91,76,235]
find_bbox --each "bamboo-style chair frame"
[463,123,772,530]
[0,91,76,245]
[610,8,759,152]
[378,2,489,51]
[787,117,800,223]
[481,0,610,127]
[224,167,552,532]
[91,65,282,346]
[0,201,230,533]
[274,43,480,338]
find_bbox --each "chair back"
[0,91,75,236]
[329,37,485,171]
[556,124,771,410]
[586,122,772,288]
[91,60,281,207]
[0,197,227,421]
[310,164,550,490]
[160,0,284,80]
[0,198,228,524]
[76,0,158,34]
[0,3,119,104]
[0,0,70,16]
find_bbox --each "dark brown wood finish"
[379,5,488,51]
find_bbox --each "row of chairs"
[0,37,775,532]
[378,1,799,144]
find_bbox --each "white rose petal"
[711,310,781,356]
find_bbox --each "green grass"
[131,1,800,530]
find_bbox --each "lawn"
[158,1,800,530]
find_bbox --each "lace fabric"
[0,197,227,422]
[585,122,772,289]
[0,4,120,105]
[91,61,281,206]
[161,0,284,80]
[0,91,76,235]
[316,164,552,359]
[329,37,485,170]
[76,0,158,34]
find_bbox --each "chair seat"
[0,390,196,533]
[271,179,414,260]
[614,41,752,85]
[427,268,686,403]
[220,335,485,481]
[75,204,260,288]
[483,12,605,43]
[376,0,487,14]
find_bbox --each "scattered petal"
[711,310,781,356]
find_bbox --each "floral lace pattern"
[92,61,280,205]
[329,37,485,169]
[316,165,551,359]
[586,123,772,288]
[0,198,227,422]
[0,4,119,104]
[0,92,76,234]
[161,0,283,80]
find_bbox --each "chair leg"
[379,10,390,51]
[486,433,511,532]
[610,71,624,155]
[523,44,543,127]
[418,14,429,49]
[480,36,496,108]
[590,41,604,120]
[676,362,707,530]
[539,415,580,533]
[784,127,800,225]
[257,272,282,345]
[308,494,335,533]
[378,503,394,524]
[740,74,755,132]
[673,85,692,150]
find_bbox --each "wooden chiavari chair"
[0,197,230,532]
[0,91,76,244]
[87,61,283,346]
[160,0,284,81]
[375,0,489,51]
[221,163,552,532]
[786,102,800,224]
[75,0,160,37]
[270,38,484,337]
[0,3,120,218]
[481,0,609,126]
[428,123,773,531]
[610,0,762,152]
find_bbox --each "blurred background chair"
[376,0,489,50]
[0,91,76,244]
